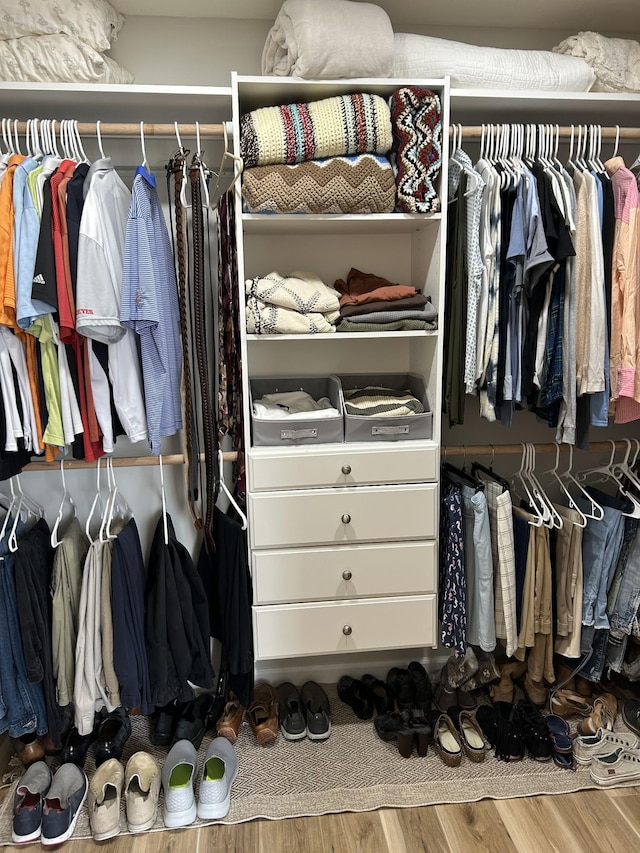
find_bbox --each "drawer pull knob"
[341,513,351,524]
[342,570,352,581]
[342,625,353,636]
[341,464,352,475]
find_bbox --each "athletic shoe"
[11,761,51,844]
[41,764,88,846]
[573,728,638,766]
[197,737,238,820]
[162,740,198,828]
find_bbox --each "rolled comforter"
[240,93,392,168]
[242,154,396,215]
[553,31,640,93]
[262,0,394,79]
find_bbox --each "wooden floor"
[2,786,638,852]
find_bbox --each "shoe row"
[12,738,238,845]
[375,706,488,765]
[475,700,572,766]
[572,727,640,786]
[338,662,432,719]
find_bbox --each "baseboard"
[254,647,450,686]
[0,733,12,777]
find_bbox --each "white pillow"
[0,35,134,84]
[392,33,595,92]
[0,0,124,52]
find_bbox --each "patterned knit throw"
[389,87,442,213]
[240,93,392,168]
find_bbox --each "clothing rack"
[9,121,229,139]
[443,441,633,457]
[23,451,237,472]
[448,125,640,141]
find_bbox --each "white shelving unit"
[232,74,450,668]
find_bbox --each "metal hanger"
[471,446,510,492]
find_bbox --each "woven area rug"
[0,685,636,843]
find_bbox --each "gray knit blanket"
[342,386,425,417]
[240,93,393,168]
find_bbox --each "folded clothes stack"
[335,267,438,333]
[245,271,340,334]
[342,386,425,417]
[252,390,340,420]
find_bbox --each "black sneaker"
[516,700,553,761]
[300,681,331,741]
[277,682,307,741]
[41,764,88,846]
[12,761,52,844]
[622,699,640,738]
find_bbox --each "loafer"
[430,713,463,767]
[162,740,198,828]
[573,728,638,766]
[41,764,88,846]
[124,752,161,833]
[12,760,51,844]
[449,707,487,762]
[13,733,45,768]
[386,667,414,711]
[247,681,279,746]
[60,722,99,768]
[173,693,220,749]
[151,700,187,746]
[88,758,124,841]
[408,661,432,712]
[337,675,374,720]
[95,707,132,767]
[277,683,307,741]
[197,737,238,820]
[217,692,245,744]
[300,681,331,741]
[589,748,640,786]
[361,674,394,715]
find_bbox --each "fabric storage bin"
[338,373,433,442]
[250,376,344,446]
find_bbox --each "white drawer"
[248,483,437,549]
[253,540,436,604]
[254,595,437,659]
[248,443,439,490]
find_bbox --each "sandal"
[544,714,573,753]
[549,688,593,719]
[577,692,618,736]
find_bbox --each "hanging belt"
[191,157,219,554]
[167,153,202,529]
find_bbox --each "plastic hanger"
[73,120,90,164]
[577,441,640,519]
[192,122,211,209]
[95,120,106,159]
[9,476,44,553]
[0,477,19,542]
[217,449,248,529]
[512,444,544,527]
[210,120,244,205]
[12,119,21,155]
[471,447,510,492]
[442,447,484,493]
[542,443,587,528]
[51,459,78,548]
[525,442,560,528]
[159,454,169,545]
[85,458,104,543]
[612,124,620,159]
[559,444,603,521]
[174,121,191,209]
[139,120,149,171]
[105,458,133,540]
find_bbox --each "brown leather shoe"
[549,688,592,719]
[577,692,618,736]
[216,692,245,744]
[247,681,279,746]
[13,734,45,767]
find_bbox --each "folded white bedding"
[0,34,134,84]
[392,33,595,92]
[253,392,338,420]
[553,31,640,93]
[262,0,394,79]
[0,0,124,51]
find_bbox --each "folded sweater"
[253,391,339,420]
[247,298,338,335]
[340,293,428,318]
[246,272,340,314]
[337,318,434,333]
[342,386,425,417]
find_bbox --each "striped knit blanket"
[390,87,442,213]
[242,154,396,214]
[247,299,338,335]
[240,93,393,168]
[342,386,425,416]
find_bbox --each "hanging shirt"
[121,166,182,454]
[0,154,26,328]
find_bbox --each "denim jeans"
[0,523,48,738]
[461,486,496,652]
[609,518,640,634]
[578,625,609,683]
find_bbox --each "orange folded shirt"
[335,267,417,307]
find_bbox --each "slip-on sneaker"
[41,764,88,846]
[300,681,331,741]
[247,681,279,746]
[11,760,51,844]
[124,752,161,833]
[197,737,238,820]
[162,739,198,828]
[277,682,307,741]
[88,758,124,841]
[589,748,640,786]
[95,707,132,767]
[217,692,245,745]
[573,728,639,766]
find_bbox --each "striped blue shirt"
[120,166,182,454]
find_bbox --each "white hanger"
[544,443,586,528]
[13,119,21,155]
[51,459,78,548]
[560,444,603,520]
[194,121,211,209]
[512,444,544,527]
[159,454,169,545]
[139,120,149,171]
[49,120,60,158]
[612,124,620,158]
[0,477,19,542]
[95,120,106,159]
[577,441,640,519]
[174,121,191,209]
[73,120,90,164]
[85,458,104,543]
[105,457,133,540]
[9,476,44,553]
[217,449,247,530]
[524,443,556,528]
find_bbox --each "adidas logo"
[33,274,45,285]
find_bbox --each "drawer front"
[248,444,438,491]
[253,540,436,604]
[248,484,437,549]
[254,595,437,659]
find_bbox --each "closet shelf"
[246,331,438,341]
[242,213,441,235]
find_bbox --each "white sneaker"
[589,748,640,786]
[197,737,238,820]
[573,728,639,765]
[162,740,198,828]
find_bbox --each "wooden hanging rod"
[443,441,634,457]
[11,121,228,139]
[448,125,640,140]
[22,451,237,472]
